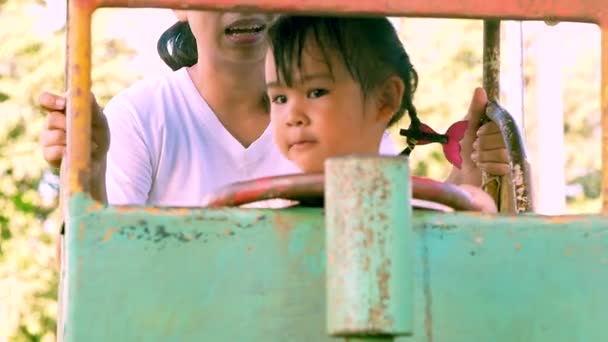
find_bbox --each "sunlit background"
[0,0,602,339]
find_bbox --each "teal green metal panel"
[61,195,608,341]
[62,201,329,341]
[418,213,608,342]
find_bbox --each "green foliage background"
[0,2,601,340]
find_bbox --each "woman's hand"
[39,91,109,202]
[447,87,510,186]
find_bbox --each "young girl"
[264,15,497,212]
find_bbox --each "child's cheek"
[271,121,287,153]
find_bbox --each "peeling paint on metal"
[85,201,103,212]
[274,213,295,240]
[326,156,411,336]
[78,223,85,241]
[103,228,116,242]
[422,232,434,342]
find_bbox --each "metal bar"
[481,19,506,211]
[602,26,608,213]
[96,0,605,25]
[326,156,413,337]
[483,20,501,101]
[65,0,94,203]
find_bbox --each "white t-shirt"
[104,67,396,206]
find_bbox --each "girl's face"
[265,38,398,173]
[186,11,276,65]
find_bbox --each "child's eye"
[271,95,288,104]
[307,89,328,99]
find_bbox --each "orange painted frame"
[65,0,608,212]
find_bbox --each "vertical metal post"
[325,156,413,339]
[59,1,94,340]
[483,20,501,101]
[482,20,509,211]
[602,26,608,214]
[65,0,94,210]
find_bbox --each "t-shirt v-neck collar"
[178,68,274,166]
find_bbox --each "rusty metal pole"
[483,20,501,101]
[325,155,413,340]
[602,27,608,214]
[481,20,508,211]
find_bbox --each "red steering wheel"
[203,173,484,212]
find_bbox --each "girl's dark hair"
[267,16,419,128]
[157,21,198,71]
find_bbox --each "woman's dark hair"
[266,15,419,128]
[157,21,198,71]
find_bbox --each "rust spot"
[363,228,374,248]
[422,236,434,342]
[545,216,582,224]
[85,201,103,211]
[114,206,192,216]
[473,236,484,245]
[224,229,235,236]
[367,258,392,328]
[368,307,385,329]
[78,223,85,241]
[274,213,295,239]
[103,228,116,242]
[246,246,253,252]
[564,248,573,255]
[515,242,522,250]
[362,255,371,271]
